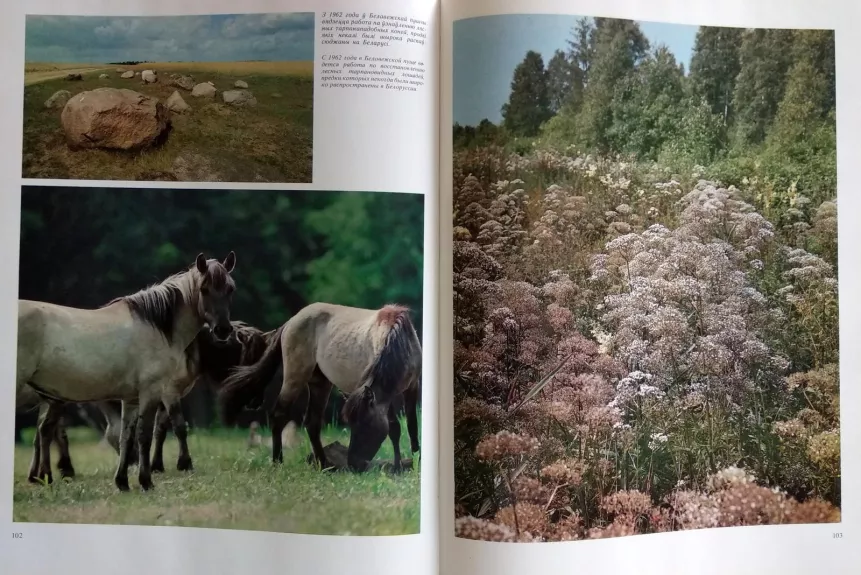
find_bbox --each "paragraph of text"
[319,12,427,92]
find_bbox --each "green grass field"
[22,62,313,183]
[12,420,420,536]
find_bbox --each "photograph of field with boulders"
[23,13,314,183]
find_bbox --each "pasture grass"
[22,61,313,182]
[12,418,420,536]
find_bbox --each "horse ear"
[195,253,207,274]
[223,251,236,273]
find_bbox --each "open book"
[2,0,859,574]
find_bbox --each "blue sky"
[25,13,314,63]
[453,15,699,126]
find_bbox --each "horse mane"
[343,304,421,424]
[104,267,197,344]
[376,304,410,328]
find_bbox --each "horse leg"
[27,403,45,483]
[55,411,75,479]
[404,380,420,454]
[306,374,332,469]
[151,403,170,473]
[36,401,63,484]
[135,400,160,491]
[100,402,122,454]
[386,403,403,473]
[270,384,309,464]
[166,401,193,472]
[114,401,139,492]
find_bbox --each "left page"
[0,1,440,574]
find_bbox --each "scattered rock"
[99,73,109,79]
[116,68,126,74]
[207,81,215,86]
[169,73,195,91]
[234,80,248,88]
[121,70,134,79]
[65,73,83,81]
[134,71,140,76]
[141,70,157,84]
[44,90,72,109]
[191,82,217,99]
[166,90,191,113]
[271,93,282,98]
[221,89,257,107]
[305,441,413,473]
[60,88,171,151]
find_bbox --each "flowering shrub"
[453,147,839,542]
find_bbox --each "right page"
[439,0,860,572]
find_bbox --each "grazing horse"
[16,252,237,491]
[218,303,422,472]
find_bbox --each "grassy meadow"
[13,418,420,536]
[22,61,313,183]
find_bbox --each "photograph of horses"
[22,13,314,183]
[13,185,425,536]
[452,15,840,542]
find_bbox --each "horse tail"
[218,325,285,426]
[342,306,421,424]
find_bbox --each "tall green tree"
[791,29,835,112]
[688,26,743,123]
[573,18,650,152]
[566,17,595,84]
[546,49,581,114]
[608,45,685,159]
[762,58,836,204]
[732,28,795,146]
[501,50,552,137]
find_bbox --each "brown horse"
[218,303,421,472]
[150,320,279,472]
[16,253,237,491]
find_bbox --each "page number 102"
[12,532,23,539]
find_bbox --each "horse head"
[342,385,389,471]
[195,251,237,345]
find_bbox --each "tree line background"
[454,19,835,213]
[15,186,424,440]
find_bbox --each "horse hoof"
[27,475,41,485]
[37,471,54,485]
[139,477,154,491]
[151,460,165,473]
[176,456,193,472]
[115,476,130,492]
[59,463,76,479]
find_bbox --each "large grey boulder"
[60,87,171,150]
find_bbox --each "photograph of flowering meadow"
[452,15,839,542]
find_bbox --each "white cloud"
[25,13,314,63]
